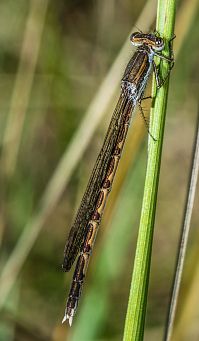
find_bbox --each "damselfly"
[62,32,174,325]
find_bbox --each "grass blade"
[123,1,176,340]
[164,107,199,341]
[1,0,49,176]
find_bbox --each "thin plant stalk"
[1,0,49,176]
[164,107,199,341]
[123,1,176,340]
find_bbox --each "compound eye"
[155,37,162,46]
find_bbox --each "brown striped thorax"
[121,32,167,103]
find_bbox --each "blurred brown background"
[0,0,199,340]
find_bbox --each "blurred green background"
[0,0,199,340]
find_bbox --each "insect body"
[62,32,173,326]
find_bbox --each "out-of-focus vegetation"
[0,0,199,340]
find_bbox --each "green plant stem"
[123,1,176,340]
